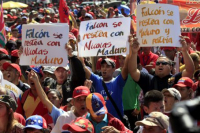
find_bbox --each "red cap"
[62,117,94,133]
[2,62,22,76]
[39,8,44,13]
[114,8,118,12]
[174,77,193,88]
[161,47,176,51]
[0,48,8,55]
[22,10,27,13]
[73,86,90,98]
[86,6,90,10]
[7,14,13,18]
[11,50,19,57]
[13,16,17,19]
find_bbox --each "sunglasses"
[156,61,169,66]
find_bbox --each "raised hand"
[84,79,93,89]
[18,46,23,57]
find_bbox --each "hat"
[174,77,193,88]
[0,95,17,111]
[3,10,8,14]
[2,62,22,76]
[101,58,116,68]
[27,66,43,77]
[3,15,7,18]
[73,86,90,98]
[62,117,94,133]
[24,115,48,130]
[162,88,181,101]
[0,48,8,55]
[69,34,76,42]
[86,93,108,117]
[22,16,27,19]
[7,14,13,18]
[135,112,169,129]
[114,8,119,12]
[11,50,19,57]
[43,66,56,74]
[55,65,69,71]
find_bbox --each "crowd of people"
[0,0,199,133]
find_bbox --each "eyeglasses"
[156,61,169,66]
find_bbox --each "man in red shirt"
[50,12,58,23]
[139,47,159,72]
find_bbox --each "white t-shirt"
[51,110,76,133]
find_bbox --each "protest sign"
[2,79,22,98]
[20,24,69,66]
[136,4,181,47]
[78,17,131,57]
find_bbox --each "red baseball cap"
[73,86,90,98]
[174,77,193,88]
[11,50,19,57]
[0,48,8,55]
[3,62,22,76]
[62,117,94,133]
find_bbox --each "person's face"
[11,31,18,38]
[21,18,27,24]
[89,111,105,123]
[143,125,166,133]
[155,57,172,78]
[47,91,62,108]
[118,56,125,68]
[163,91,176,112]
[0,60,10,78]
[144,101,164,114]
[50,13,55,18]
[25,128,43,133]
[73,96,87,116]
[45,17,50,23]
[164,50,176,60]
[81,9,86,16]
[0,102,7,117]
[100,63,115,80]
[176,86,192,101]
[4,66,18,83]
[54,67,68,84]
[142,47,151,54]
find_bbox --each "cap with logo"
[86,93,108,117]
[62,117,94,133]
[174,77,193,88]
[24,115,48,130]
[73,86,90,98]
[55,65,69,71]
[2,62,22,76]
[101,58,116,68]
[162,88,181,101]
[27,66,43,77]
[135,112,169,129]
[0,95,17,112]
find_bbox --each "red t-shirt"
[14,112,26,126]
[139,51,159,67]
[50,18,58,23]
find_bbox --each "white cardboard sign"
[78,17,131,57]
[136,4,181,47]
[20,24,69,66]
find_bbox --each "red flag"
[59,0,70,24]
[0,1,6,47]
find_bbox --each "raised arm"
[128,36,141,82]
[28,70,53,113]
[180,36,195,78]
[69,12,78,29]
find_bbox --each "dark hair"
[70,20,72,26]
[5,40,17,52]
[11,28,18,32]
[46,89,62,99]
[76,19,81,23]
[16,40,22,49]
[144,90,164,107]
[11,56,18,63]
[0,54,11,61]
[84,16,91,19]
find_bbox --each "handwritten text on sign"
[136,4,181,47]
[20,24,69,66]
[78,18,131,57]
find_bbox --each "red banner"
[0,1,6,47]
[59,0,70,24]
